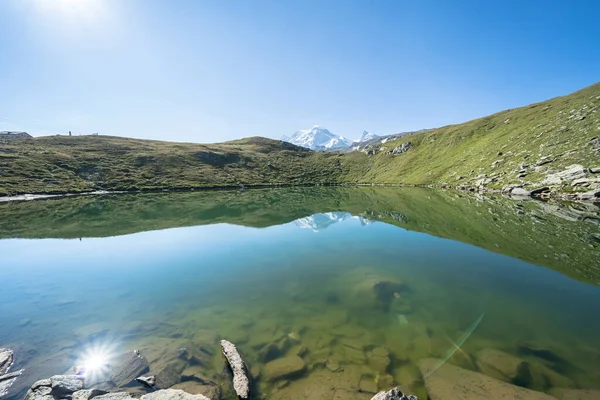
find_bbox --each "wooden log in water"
[220,340,250,400]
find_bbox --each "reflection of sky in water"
[1,214,600,397]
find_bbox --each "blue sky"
[0,0,598,143]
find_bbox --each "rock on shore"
[0,348,22,398]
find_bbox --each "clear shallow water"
[1,188,600,399]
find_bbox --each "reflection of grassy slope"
[1,83,599,196]
[1,187,599,285]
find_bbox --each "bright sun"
[32,0,109,23]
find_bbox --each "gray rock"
[391,142,412,155]
[0,349,13,375]
[542,164,588,185]
[110,351,150,387]
[31,379,52,391]
[530,187,550,196]
[263,355,306,381]
[24,392,55,400]
[0,369,22,398]
[220,340,250,399]
[135,375,155,388]
[50,374,84,397]
[140,389,210,400]
[579,189,600,201]
[93,393,134,400]
[572,177,600,187]
[72,389,109,400]
[591,167,600,173]
[370,387,420,400]
[536,155,555,166]
[510,188,531,196]
[24,379,53,400]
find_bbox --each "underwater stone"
[359,376,378,394]
[548,388,600,400]
[110,351,150,387]
[263,355,306,381]
[0,349,13,375]
[154,361,187,389]
[220,339,250,399]
[135,375,156,388]
[257,342,281,362]
[171,382,221,400]
[418,358,555,400]
[370,387,420,400]
[368,347,391,373]
[476,348,532,386]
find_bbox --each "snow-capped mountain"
[355,131,379,143]
[282,126,353,151]
[294,212,372,232]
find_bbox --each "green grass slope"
[357,82,600,190]
[0,82,599,195]
[0,136,349,196]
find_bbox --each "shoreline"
[0,183,598,204]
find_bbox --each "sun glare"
[75,343,116,380]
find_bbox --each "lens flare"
[75,342,117,380]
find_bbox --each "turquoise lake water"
[1,188,599,399]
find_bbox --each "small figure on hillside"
[69,131,72,136]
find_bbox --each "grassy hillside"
[357,82,600,190]
[1,187,598,286]
[0,82,599,196]
[0,136,353,196]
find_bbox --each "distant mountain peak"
[282,126,352,151]
[358,131,379,143]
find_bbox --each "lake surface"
[1,187,599,400]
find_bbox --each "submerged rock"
[171,381,220,400]
[370,387,419,400]
[0,349,13,375]
[93,394,135,400]
[220,340,250,399]
[135,375,156,388]
[264,355,306,381]
[0,369,22,398]
[548,388,600,400]
[154,361,187,389]
[110,351,150,387]
[368,347,391,373]
[475,348,532,386]
[140,388,210,400]
[418,358,555,400]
